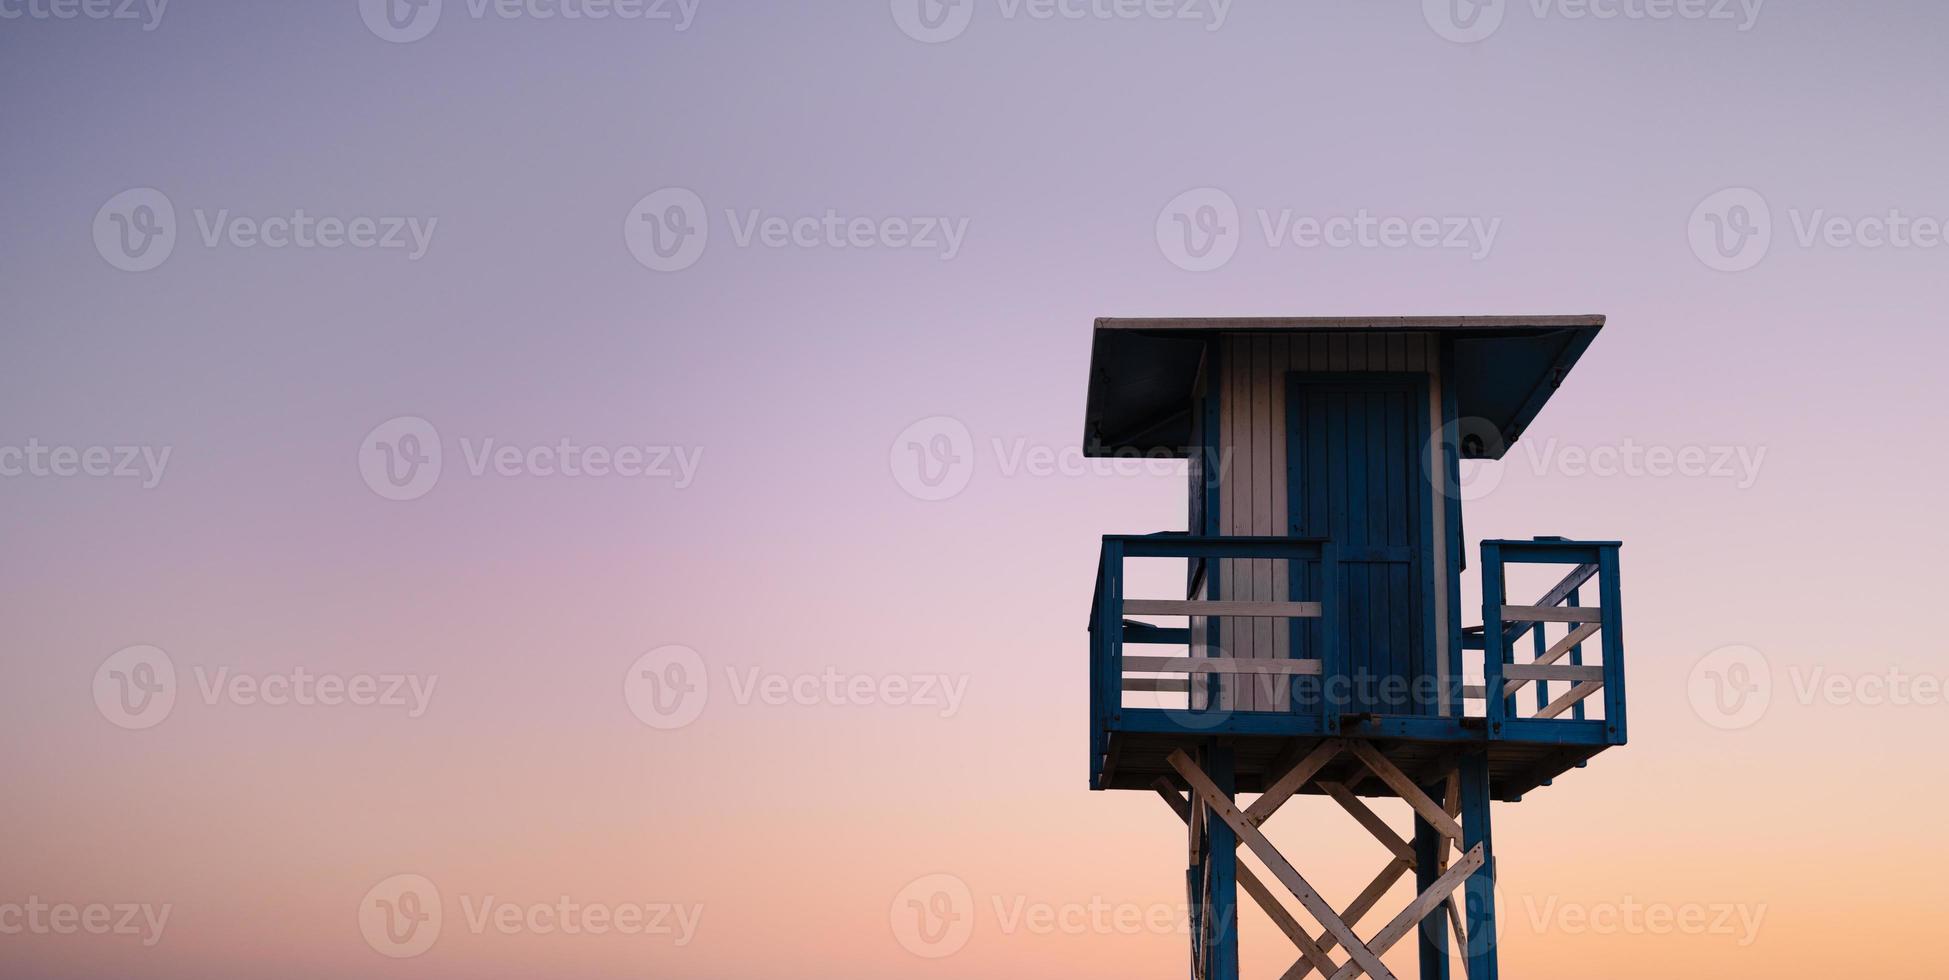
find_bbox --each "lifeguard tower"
[1084,316,1626,980]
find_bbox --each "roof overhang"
[1083,315,1604,460]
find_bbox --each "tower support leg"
[1459,752,1499,980]
[1202,743,1240,980]
[1413,782,1451,980]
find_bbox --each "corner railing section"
[1089,534,1338,770]
[1467,537,1626,746]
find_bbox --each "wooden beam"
[1123,677,1192,692]
[1319,782,1415,864]
[1281,857,1413,980]
[1156,780,1346,978]
[1500,605,1602,624]
[1347,742,1465,844]
[1501,622,1601,696]
[1168,750,1397,980]
[1446,899,1467,972]
[1126,599,1324,619]
[1246,739,1344,825]
[1536,680,1605,720]
[1327,845,1486,980]
[1124,656,1324,676]
[1501,663,1603,683]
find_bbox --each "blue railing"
[1089,533,1627,778]
[1473,538,1626,746]
[1089,534,1336,776]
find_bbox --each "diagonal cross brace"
[1325,844,1485,980]
[1168,749,1398,980]
[1155,781,1341,978]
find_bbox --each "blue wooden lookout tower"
[1084,316,1626,980]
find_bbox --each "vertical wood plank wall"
[1209,332,1448,712]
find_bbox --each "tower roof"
[1083,315,1604,460]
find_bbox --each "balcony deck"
[1089,534,1625,801]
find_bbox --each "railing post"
[1531,615,1548,716]
[1318,541,1341,733]
[1568,586,1586,722]
[1597,544,1626,745]
[1105,538,1126,730]
[1480,542,1507,739]
[1090,543,1107,788]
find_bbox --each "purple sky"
[4,2,1948,977]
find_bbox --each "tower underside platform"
[1096,728,1611,801]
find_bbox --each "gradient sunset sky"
[4,1,1948,977]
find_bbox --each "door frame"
[1284,372,1440,717]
